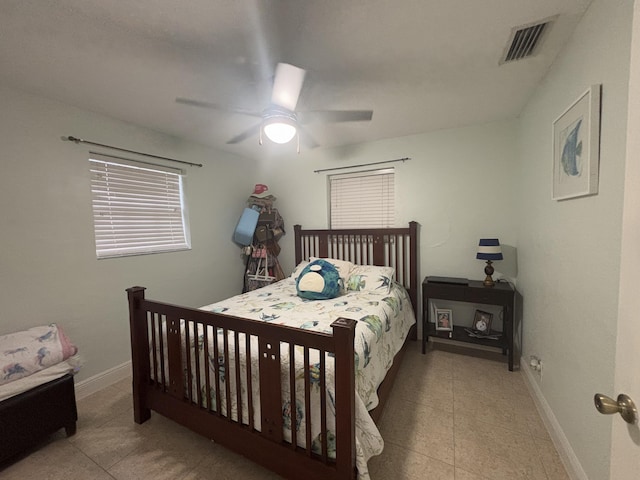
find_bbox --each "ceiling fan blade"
[227,124,262,144]
[298,110,374,124]
[176,97,261,117]
[297,125,319,149]
[271,63,306,111]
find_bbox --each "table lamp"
[476,238,503,287]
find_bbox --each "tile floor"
[0,342,569,480]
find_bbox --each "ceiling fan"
[176,63,373,149]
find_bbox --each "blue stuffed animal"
[296,259,342,300]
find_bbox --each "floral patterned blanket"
[0,324,78,386]
[198,277,415,479]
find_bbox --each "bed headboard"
[293,222,419,314]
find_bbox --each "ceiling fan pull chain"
[297,132,300,154]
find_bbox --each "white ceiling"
[0,0,592,159]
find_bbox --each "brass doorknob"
[594,393,638,424]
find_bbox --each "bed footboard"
[127,286,357,480]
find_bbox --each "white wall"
[262,2,634,478]
[0,2,632,477]
[263,120,518,333]
[0,85,257,382]
[517,0,633,478]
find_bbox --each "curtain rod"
[64,136,203,168]
[313,157,410,174]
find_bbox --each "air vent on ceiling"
[500,17,555,64]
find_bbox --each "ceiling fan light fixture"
[262,116,297,144]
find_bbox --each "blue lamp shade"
[476,239,503,261]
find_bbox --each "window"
[89,154,190,258]
[329,168,395,228]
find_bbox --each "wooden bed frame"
[126,222,418,480]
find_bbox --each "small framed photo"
[472,310,493,334]
[435,308,453,331]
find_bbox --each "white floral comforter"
[198,277,415,479]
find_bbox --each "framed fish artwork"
[552,84,601,200]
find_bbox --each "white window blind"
[89,155,190,258]
[329,168,395,228]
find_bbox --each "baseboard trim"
[74,361,131,400]
[520,356,588,480]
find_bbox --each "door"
[609,1,640,477]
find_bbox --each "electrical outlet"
[529,355,542,377]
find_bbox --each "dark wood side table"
[422,278,518,371]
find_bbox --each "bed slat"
[246,333,254,429]
[223,328,232,420]
[319,350,328,462]
[166,315,183,399]
[184,321,191,402]
[234,331,242,422]
[213,326,222,416]
[289,343,297,450]
[304,347,312,456]
[149,312,159,389]
[203,326,212,410]
[259,338,284,443]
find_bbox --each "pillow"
[290,261,310,280]
[296,259,342,300]
[309,257,354,282]
[346,265,395,293]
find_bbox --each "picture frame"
[552,84,601,200]
[472,310,493,334]
[435,308,453,331]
